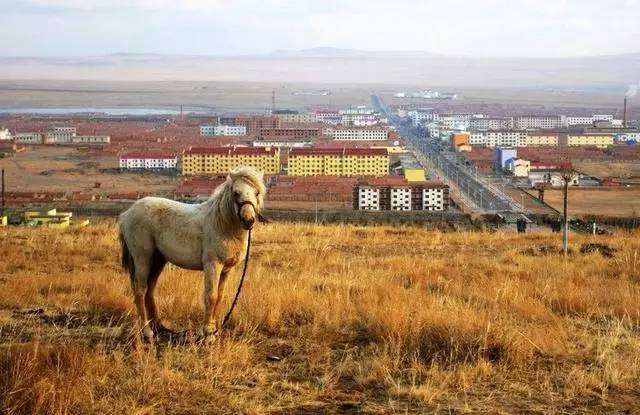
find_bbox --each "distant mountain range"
[0,49,638,88]
[269,47,443,58]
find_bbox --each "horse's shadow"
[10,308,214,351]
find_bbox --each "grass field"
[528,188,640,218]
[574,162,640,179]
[0,147,177,194]
[1,221,640,413]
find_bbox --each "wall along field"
[1,221,640,413]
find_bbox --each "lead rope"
[214,228,251,335]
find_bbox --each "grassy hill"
[1,221,639,413]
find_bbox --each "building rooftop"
[359,176,448,188]
[289,147,388,156]
[121,151,176,159]
[184,146,277,156]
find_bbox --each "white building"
[390,187,412,211]
[70,135,110,145]
[253,140,310,148]
[44,126,77,143]
[119,152,177,170]
[439,114,472,129]
[323,127,389,141]
[14,132,43,144]
[513,115,564,130]
[339,107,380,126]
[272,111,317,124]
[424,122,440,138]
[315,110,341,125]
[565,116,594,126]
[470,130,528,147]
[468,117,513,130]
[357,187,380,211]
[200,125,247,136]
[422,188,446,211]
[0,128,12,140]
[407,109,437,126]
[354,181,450,211]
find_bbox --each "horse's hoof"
[197,331,219,346]
[154,323,177,336]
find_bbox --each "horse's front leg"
[202,260,223,340]
[212,267,232,328]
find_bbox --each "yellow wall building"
[182,146,280,175]
[404,168,427,182]
[288,148,389,177]
[567,134,614,148]
[24,209,72,228]
[372,145,405,154]
[526,134,559,146]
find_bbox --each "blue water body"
[0,107,209,115]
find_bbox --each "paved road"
[372,94,517,213]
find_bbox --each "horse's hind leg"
[145,250,167,335]
[131,258,154,342]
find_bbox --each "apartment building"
[120,152,177,170]
[288,147,389,177]
[235,116,280,135]
[182,146,280,175]
[323,127,389,141]
[526,133,559,146]
[408,109,437,126]
[272,110,317,124]
[259,127,320,140]
[565,114,614,127]
[567,133,614,148]
[70,135,110,145]
[253,140,311,148]
[339,107,380,126]
[513,115,564,130]
[470,130,527,147]
[353,177,449,211]
[44,126,77,143]
[14,132,43,144]
[439,114,472,129]
[314,110,341,125]
[468,117,513,130]
[565,116,595,126]
[200,125,247,136]
[424,123,440,138]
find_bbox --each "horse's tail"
[119,228,135,282]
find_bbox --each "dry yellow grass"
[1,221,640,413]
[526,188,640,218]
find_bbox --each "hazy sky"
[1,0,639,58]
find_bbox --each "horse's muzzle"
[237,201,256,230]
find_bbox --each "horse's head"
[227,167,266,230]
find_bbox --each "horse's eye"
[255,191,259,197]
[233,190,240,197]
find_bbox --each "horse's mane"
[205,166,265,233]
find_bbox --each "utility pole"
[1,168,4,216]
[562,173,570,256]
[271,90,276,114]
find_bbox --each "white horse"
[118,166,266,342]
